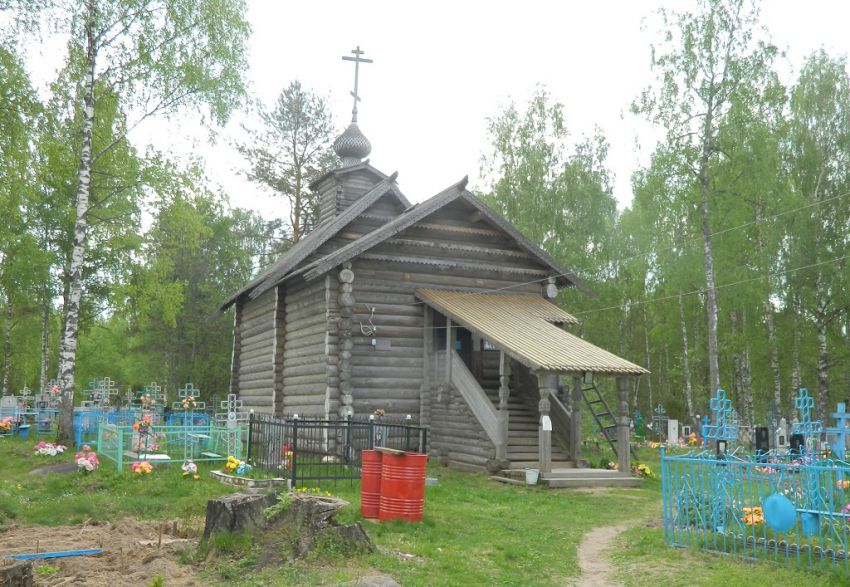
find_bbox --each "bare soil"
[572,523,633,587]
[0,518,202,586]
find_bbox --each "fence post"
[247,412,254,462]
[405,414,412,451]
[368,416,375,450]
[344,414,352,463]
[291,415,299,487]
[117,426,123,472]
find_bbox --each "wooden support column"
[537,371,557,474]
[617,376,631,474]
[445,318,453,384]
[570,376,582,463]
[496,351,511,462]
[421,306,433,426]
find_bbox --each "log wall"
[234,287,277,414]
[280,279,329,417]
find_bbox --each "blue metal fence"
[661,446,850,571]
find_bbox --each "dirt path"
[572,522,633,587]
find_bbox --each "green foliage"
[264,492,293,521]
[236,80,338,242]
[35,564,61,578]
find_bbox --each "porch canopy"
[416,289,648,376]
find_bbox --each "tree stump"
[203,492,374,567]
[0,560,33,587]
[202,492,278,541]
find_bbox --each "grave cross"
[702,388,738,441]
[342,46,372,123]
[792,387,822,437]
[215,393,248,430]
[18,386,32,403]
[652,403,668,437]
[173,383,205,412]
[827,402,850,461]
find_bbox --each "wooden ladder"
[581,382,636,460]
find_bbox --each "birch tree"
[4,0,249,443]
[634,0,777,393]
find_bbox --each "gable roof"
[298,177,592,295]
[218,174,405,311]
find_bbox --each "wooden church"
[220,49,647,478]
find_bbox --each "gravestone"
[775,417,789,455]
[667,419,679,445]
[754,426,770,462]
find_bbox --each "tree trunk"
[741,311,754,441]
[642,302,652,411]
[39,296,50,394]
[756,202,782,409]
[815,269,830,420]
[679,295,694,426]
[791,291,802,392]
[1,299,11,396]
[57,2,96,446]
[699,101,720,393]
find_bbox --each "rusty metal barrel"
[360,449,382,518]
[378,452,427,522]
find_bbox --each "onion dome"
[333,122,372,167]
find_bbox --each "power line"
[573,254,850,317]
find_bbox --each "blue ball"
[763,493,795,533]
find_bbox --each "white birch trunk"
[791,292,802,391]
[39,296,50,394]
[815,269,830,420]
[679,294,694,426]
[1,300,11,396]
[700,100,720,393]
[57,1,96,445]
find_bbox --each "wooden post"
[338,263,355,418]
[496,351,511,461]
[445,318,453,384]
[617,376,631,474]
[421,306,433,426]
[570,376,582,463]
[537,371,557,474]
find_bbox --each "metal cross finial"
[342,45,373,123]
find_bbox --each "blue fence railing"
[661,446,850,571]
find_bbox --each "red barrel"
[379,452,428,522]
[360,450,383,518]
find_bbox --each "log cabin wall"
[233,288,277,414]
[342,199,552,469]
[316,169,391,227]
[280,278,329,417]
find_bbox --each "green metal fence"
[97,422,246,471]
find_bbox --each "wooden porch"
[418,289,649,485]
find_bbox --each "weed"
[35,564,61,577]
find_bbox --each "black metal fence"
[247,414,428,486]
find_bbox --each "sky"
[19,0,850,221]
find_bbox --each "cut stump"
[203,492,374,567]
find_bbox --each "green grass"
[2,436,845,585]
[0,436,237,526]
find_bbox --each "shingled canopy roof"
[417,289,648,376]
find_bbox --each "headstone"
[667,419,679,445]
[755,426,770,462]
[775,417,789,455]
[790,433,805,456]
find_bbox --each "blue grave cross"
[792,388,822,437]
[826,402,850,462]
[703,388,737,441]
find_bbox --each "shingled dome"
[333,122,371,166]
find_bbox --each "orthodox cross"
[215,393,247,430]
[826,402,850,461]
[342,45,372,123]
[652,404,667,438]
[173,383,205,413]
[18,386,32,408]
[792,387,822,437]
[702,388,737,441]
[95,377,118,406]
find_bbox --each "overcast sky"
[21,0,850,220]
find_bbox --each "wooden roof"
[219,174,406,311]
[298,177,592,295]
[416,289,648,376]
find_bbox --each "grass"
[2,435,846,585]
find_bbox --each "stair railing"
[448,350,501,448]
[548,393,572,457]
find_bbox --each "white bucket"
[525,468,540,485]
